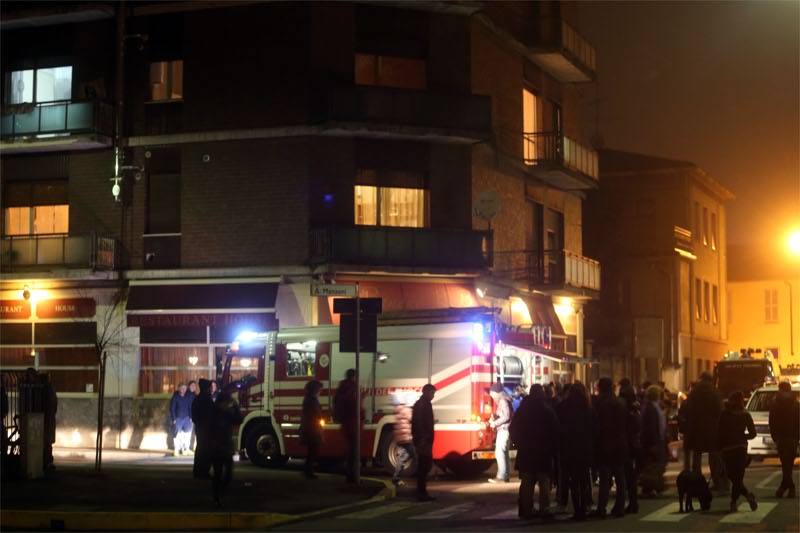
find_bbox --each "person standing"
[769,381,799,498]
[717,391,757,513]
[391,395,415,485]
[412,384,436,502]
[192,379,215,479]
[682,372,726,491]
[488,382,513,483]
[207,390,242,506]
[40,373,57,471]
[334,369,361,483]
[639,385,667,497]
[591,377,628,518]
[510,384,559,519]
[300,380,324,480]
[557,381,596,521]
[170,383,194,456]
[618,385,641,514]
[187,380,198,452]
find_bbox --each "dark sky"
[577,0,799,246]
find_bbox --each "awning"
[502,340,599,365]
[126,280,279,329]
[519,294,565,335]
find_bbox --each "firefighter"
[488,382,513,483]
[412,384,436,501]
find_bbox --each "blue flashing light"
[236,331,259,343]
[472,323,485,344]
[323,194,334,204]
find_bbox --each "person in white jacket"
[488,382,513,483]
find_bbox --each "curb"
[0,477,396,531]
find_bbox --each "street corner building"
[0,0,602,468]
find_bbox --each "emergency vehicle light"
[472,323,484,344]
[236,331,259,343]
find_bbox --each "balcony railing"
[310,225,492,270]
[523,131,599,181]
[560,21,597,73]
[322,86,492,138]
[1,100,113,140]
[493,249,600,293]
[1,233,117,271]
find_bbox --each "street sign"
[333,297,383,315]
[310,283,357,298]
[339,313,378,352]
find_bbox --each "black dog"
[676,469,713,512]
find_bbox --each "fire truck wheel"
[246,423,288,468]
[378,430,418,478]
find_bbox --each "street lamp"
[788,229,800,257]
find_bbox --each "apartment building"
[585,150,733,390]
[0,1,599,449]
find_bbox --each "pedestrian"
[170,382,194,456]
[618,384,641,513]
[210,380,218,401]
[769,381,799,498]
[300,380,324,480]
[391,394,415,485]
[192,378,215,479]
[591,377,628,518]
[557,381,597,520]
[187,380,198,451]
[682,372,727,492]
[40,373,57,471]
[333,369,361,483]
[188,380,198,397]
[412,384,436,502]
[639,385,667,497]
[554,383,573,513]
[488,382,513,483]
[717,391,757,513]
[510,384,527,412]
[207,390,242,506]
[510,384,559,519]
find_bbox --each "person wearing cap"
[488,382,513,483]
[412,383,436,501]
[192,378,215,479]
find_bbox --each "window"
[765,289,779,323]
[139,346,211,395]
[147,174,181,233]
[149,60,183,101]
[703,281,710,322]
[355,53,426,90]
[354,185,425,228]
[710,212,717,250]
[523,88,540,163]
[5,67,72,104]
[712,284,719,324]
[702,206,709,246]
[695,278,702,320]
[694,202,701,243]
[2,181,68,236]
[286,341,317,377]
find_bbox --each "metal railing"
[310,225,493,270]
[493,249,601,291]
[561,21,596,72]
[1,233,117,270]
[523,131,599,180]
[0,100,113,139]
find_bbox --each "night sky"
[577,0,799,246]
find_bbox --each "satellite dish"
[474,190,501,221]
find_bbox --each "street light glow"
[788,229,800,256]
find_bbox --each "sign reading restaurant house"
[126,312,277,328]
[0,300,31,319]
[36,298,96,319]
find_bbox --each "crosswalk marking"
[756,471,782,489]
[337,502,417,520]
[640,502,690,522]
[481,506,519,520]
[410,503,475,520]
[719,502,778,524]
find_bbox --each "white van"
[745,384,800,458]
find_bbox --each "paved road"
[273,460,799,532]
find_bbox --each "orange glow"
[788,229,800,256]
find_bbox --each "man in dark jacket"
[769,381,799,498]
[592,377,628,518]
[488,382,513,483]
[334,369,361,483]
[170,383,194,456]
[557,381,597,520]
[510,384,559,519]
[192,379,215,479]
[412,384,436,501]
[618,385,641,513]
[41,374,57,470]
[682,372,727,491]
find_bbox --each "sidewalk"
[1,455,393,531]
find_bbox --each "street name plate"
[310,283,357,297]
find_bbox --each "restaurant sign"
[36,298,96,319]
[127,312,277,329]
[0,300,31,319]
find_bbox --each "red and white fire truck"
[218,312,568,475]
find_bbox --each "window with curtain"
[5,67,72,104]
[149,60,184,102]
[139,346,211,395]
[354,185,424,228]
[2,181,69,236]
[355,53,426,90]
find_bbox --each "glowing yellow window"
[354,186,424,228]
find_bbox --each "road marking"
[756,470,782,489]
[337,502,416,520]
[719,502,777,524]
[640,502,691,522]
[482,506,520,520]
[410,503,475,520]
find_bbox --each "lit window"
[712,284,718,324]
[710,212,717,250]
[765,289,778,323]
[702,207,708,246]
[354,185,424,228]
[703,281,710,322]
[523,88,540,164]
[355,53,426,90]
[695,278,702,320]
[3,182,68,236]
[286,342,318,377]
[694,202,701,243]
[149,60,183,102]
[5,67,72,104]
[6,70,33,104]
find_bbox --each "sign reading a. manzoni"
[310,284,357,298]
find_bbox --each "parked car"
[745,384,800,459]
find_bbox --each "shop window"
[149,60,183,102]
[355,53,426,90]
[2,181,68,236]
[35,322,96,345]
[46,369,99,393]
[354,185,425,228]
[5,66,72,104]
[286,341,317,378]
[764,289,779,323]
[0,347,34,366]
[139,346,211,395]
[0,324,32,345]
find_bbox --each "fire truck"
[216,312,570,475]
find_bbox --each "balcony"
[310,225,492,272]
[1,233,117,272]
[522,131,598,189]
[319,86,492,143]
[0,100,114,153]
[528,20,596,83]
[673,226,695,258]
[493,249,600,297]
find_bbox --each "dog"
[676,469,713,512]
